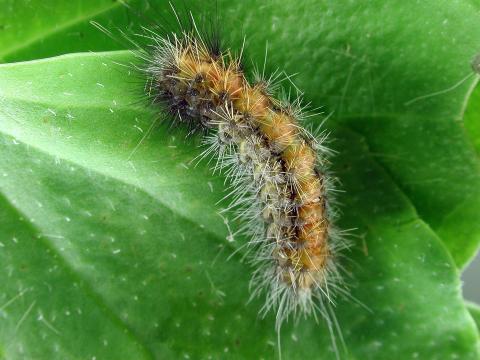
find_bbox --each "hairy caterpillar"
[94,1,350,356]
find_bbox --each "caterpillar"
[94,1,349,356]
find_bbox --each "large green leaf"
[0,50,479,359]
[1,0,480,358]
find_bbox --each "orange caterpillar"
[144,15,347,340]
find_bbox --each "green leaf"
[1,0,480,358]
[1,50,479,359]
